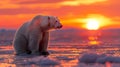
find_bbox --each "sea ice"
[79,53,120,64]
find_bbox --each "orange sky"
[0,0,120,29]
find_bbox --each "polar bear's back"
[15,22,31,36]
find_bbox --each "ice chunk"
[97,56,120,63]
[79,53,99,63]
[79,53,120,64]
[28,56,60,65]
[56,56,75,60]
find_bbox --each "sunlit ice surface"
[0,29,120,67]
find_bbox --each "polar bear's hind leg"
[13,35,30,55]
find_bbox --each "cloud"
[0,0,20,9]
[108,0,120,5]
[13,0,65,4]
[0,0,120,29]
[8,0,108,5]
[59,0,108,6]
[0,0,108,9]
[0,2,120,19]
[0,8,42,15]
[0,4,120,18]
[0,0,61,9]
[0,0,119,17]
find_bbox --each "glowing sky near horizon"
[0,0,120,29]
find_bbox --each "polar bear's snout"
[57,25,63,28]
[55,22,63,29]
[54,20,63,29]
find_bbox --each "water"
[0,28,120,67]
[0,42,120,67]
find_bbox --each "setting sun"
[86,19,100,30]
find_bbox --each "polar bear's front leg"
[39,32,49,52]
[29,33,43,55]
[39,32,49,55]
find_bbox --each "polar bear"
[13,15,62,56]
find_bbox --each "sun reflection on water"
[87,30,101,45]
[89,40,99,45]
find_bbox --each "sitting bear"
[13,15,62,56]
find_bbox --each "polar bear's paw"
[16,53,30,56]
[30,51,50,57]
[40,51,50,57]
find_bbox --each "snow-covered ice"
[79,53,120,64]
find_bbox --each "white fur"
[13,15,62,55]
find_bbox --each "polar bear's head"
[32,15,62,31]
[48,16,62,29]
